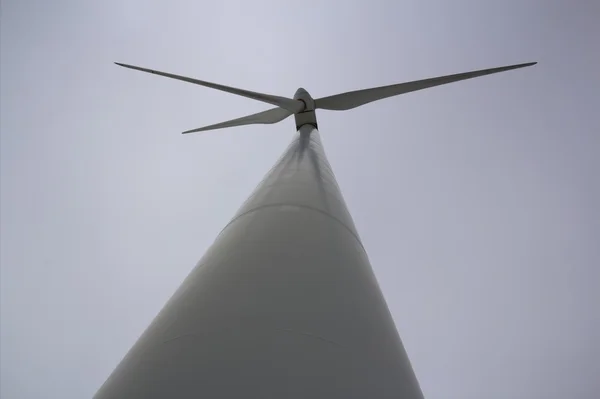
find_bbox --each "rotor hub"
[293,88,317,130]
[294,88,315,112]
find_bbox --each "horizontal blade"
[115,62,304,113]
[315,61,537,111]
[182,107,293,134]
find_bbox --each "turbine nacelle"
[114,61,537,134]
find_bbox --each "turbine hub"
[294,87,315,112]
[293,87,317,130]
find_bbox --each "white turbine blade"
[182,107,293,134]
[115,62,304,113]
[315,61,537,111]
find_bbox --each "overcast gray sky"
[1,0,599,398]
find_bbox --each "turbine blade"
[115,62,304,113]
[315,61,537,111]
[182,107,293,134]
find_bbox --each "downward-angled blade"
[182,107,293,134]
[315,61,537,111]
[115,62,304,113]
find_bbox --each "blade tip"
[521,61,538,68]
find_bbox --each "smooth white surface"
[94,128,425,398]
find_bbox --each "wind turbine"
[94,61,536,398]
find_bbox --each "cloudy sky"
[1,0,599,398]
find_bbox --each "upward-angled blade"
[182,106,293,134]
[315,61,537,111]
[115,62,304,113]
